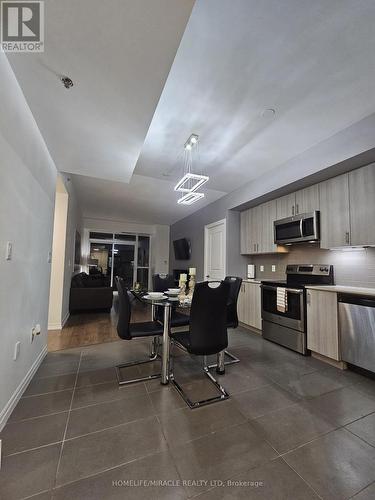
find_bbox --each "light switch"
[272,265,276,272]
[5,242,12,261]
[13,341,20,361]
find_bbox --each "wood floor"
[48,294,151,352]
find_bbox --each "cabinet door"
[276,193,295,219]
[306,290,339,360]
[295,185,319,215]
[240,210,248,254]
[319,174,350,249]
[259,200,277,253]
[249,206,261,254]
[248,283,262,330]
[349,163,375,246]
[237,283,247,323]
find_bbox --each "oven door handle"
[261,285,304,294]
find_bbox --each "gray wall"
[170,196,247,280]
[0,53,57,428]
[60,174,83,326]
[170,112,375,283]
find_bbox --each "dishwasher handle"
[338,293,375,308]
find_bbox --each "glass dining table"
[132,291,191,384]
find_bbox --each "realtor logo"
[1,1,44,52]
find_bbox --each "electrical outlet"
[31,324,41,343]
[260,265,264,272]
[13,341,20,361]
[272,265,276,272]
[48,251,52,263]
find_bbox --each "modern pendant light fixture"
[174,134,209,205]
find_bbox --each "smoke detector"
[61,76,74,89]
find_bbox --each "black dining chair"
[152,273,176,292]
[115,276,163,385]
[208,276,243,370]
[152,273,190,328]
[169,280,230,409]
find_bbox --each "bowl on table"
[166,288,180,296]
[146,292,165,299]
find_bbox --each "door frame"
[204,218,227,281]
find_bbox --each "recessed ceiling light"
[261,108,276,118]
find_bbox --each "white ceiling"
[7,0,194,183]
[136,0,375,193]
[7,0,375,224]
[70,172,226,225]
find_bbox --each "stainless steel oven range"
[261,264,334,354]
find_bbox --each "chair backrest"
[224,276,243,328]
[189,280,230,356]
[152,273,175,292]
[115,276,132,340]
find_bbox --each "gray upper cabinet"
[319,174,350,249]
[240,200,276,254]
[240,162,375,253]
[295,185,320,214]
[259,200,277,253]
[240,210,249,254]
[349,163,375,246]
[276,186,320,220]
[276,193,295,219]
[249,205,262,254]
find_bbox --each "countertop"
[243,279,261,284]
[305,285,375,297]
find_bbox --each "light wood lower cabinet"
[238,282,262,330]
[306,289,340,360]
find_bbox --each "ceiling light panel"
[174,173,209,193]
[177,191,205,205]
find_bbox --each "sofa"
[69,272,113,313]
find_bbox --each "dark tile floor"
[1,328,375,500]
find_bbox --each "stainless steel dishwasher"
[338,293,375,373]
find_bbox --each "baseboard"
[61,311,70,328]
[311,351,347,370]
[239,322,262,335]
[0,346,48,431]
[48,311,70,331]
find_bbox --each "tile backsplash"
[248,244,375,287]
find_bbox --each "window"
[89,233,151,290]
[89,232,113,240]
[114,233,136,241]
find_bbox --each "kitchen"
[237,161,375,372]
[171,158,375,374]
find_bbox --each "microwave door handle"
[299,217,304,237]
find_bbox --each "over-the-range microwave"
[274,211,320,245]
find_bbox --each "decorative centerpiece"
[187,267,196,299]
[178,273,187,302]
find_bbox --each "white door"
[204,219,226,281]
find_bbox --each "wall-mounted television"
[173,238,191,260]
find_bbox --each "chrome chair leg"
[169,342,229,409]
[116,337,161,386]
[149,336,159,358]
[216,350,226,375]
[207,349,240,370]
